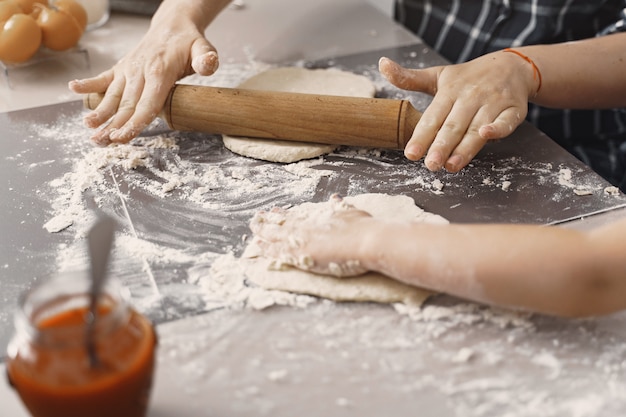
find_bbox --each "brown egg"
[12,0,46,14]
[0,13,42,63]
[36,3,82,51]
[51,0,86,31]
[0,0,23,21]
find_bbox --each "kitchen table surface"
[1,1,626,416]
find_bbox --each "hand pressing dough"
[242,193,448,307]
[222,67,377,163]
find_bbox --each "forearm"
[151,0,231,32]
[516,33,626,109]
[359,219,626,317]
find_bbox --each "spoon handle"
[86,215,116,367]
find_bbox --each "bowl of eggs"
[0,0,87,65]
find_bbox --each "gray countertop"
[1,1,625,416]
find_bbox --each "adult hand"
[68,2,225,146]
[379,51,538,172]
[249,195,374,277]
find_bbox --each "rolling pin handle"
[83,85,422,149]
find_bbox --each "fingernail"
[206,51,219,73]
[479,124,497,140]
[83,112,99,128]
[404,144,422,161]
[446,155,463,172]
[108,127,123,141]
[425,152,443,171]
[109,126,137,142]
[91,131,111,147]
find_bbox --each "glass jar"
[76,0,110,31]
[5,271,157,417]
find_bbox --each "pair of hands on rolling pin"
[68,2,537,173]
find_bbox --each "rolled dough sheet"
[244,257,432,307]
[243,193,448,307]
[222,67,377,163]
[223,138,337,164]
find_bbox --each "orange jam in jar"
[6,271,157,417]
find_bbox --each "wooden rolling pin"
[84,84,422,149]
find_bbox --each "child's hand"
[249,195,373,277]
[379,52,537,172]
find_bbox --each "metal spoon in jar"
[85,215,116,368]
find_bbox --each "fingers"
[379,57,472,169]
[478,107,525,140]
[108,73,177,143]
[69,28,221,146]
[68,71,111,94]
[88,69,144,145]
[380,55,529,173]
[248,196,374,277]
[407,98,525,172]
[106,41,221,143]
[251,194,352,239]
[404,91,454,164]
[420,106,521,173]
[69,71,117,140]
[249,207,289,236]
[69,64,141,145]
[442,127,488,173]
[425,117,476,172]
[249,207,298,261]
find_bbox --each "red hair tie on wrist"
[503,48,542,94]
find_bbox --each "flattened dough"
[223,67,377,163]
[243,193,448,306]
[245,258,432,306]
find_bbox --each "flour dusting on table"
[18,59,626,417]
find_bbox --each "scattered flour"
[558,167,596,196]
[43,214,73,233]
[266,369,288,382]
[21,60,626,417]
